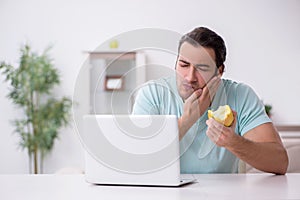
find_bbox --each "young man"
[132,27,288,174]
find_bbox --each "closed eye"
[195,64,210,71]
[178,59,212,72]
[179,60,190,67]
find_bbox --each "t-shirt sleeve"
[236,83,271,136]
[132,82,160,115]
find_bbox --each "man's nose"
[186,66,197,82]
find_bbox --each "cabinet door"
[282,136,300,173]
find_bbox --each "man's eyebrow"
[194,64,210,68]
[178,59,190,65]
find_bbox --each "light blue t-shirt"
[132,75,271,173]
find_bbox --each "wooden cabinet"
[87,51,146,114]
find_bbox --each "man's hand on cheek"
[178,88,203,139]
[198,75,221,115]
[179,75,221,138]
[182,88,203,126]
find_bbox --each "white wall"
[0,0,299,173]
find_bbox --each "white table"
[1,173,300,200]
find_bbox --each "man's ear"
[218,65,225,75]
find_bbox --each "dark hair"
[178,27,226,68]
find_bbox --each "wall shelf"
[276,125,300,139]
[276,125,300,132]
[84,51,136,60]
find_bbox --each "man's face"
[176,42,220,100]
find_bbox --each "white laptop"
[82,115,195,187]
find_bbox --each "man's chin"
[180,91,193,101]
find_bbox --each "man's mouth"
[182,83,199,91]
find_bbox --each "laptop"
[82,115,195,186]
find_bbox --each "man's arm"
[206,115,289,175]
[236,123,288,174]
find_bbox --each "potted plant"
[0,45,72,174]
[264,104,272,117]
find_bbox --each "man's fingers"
[208,76,221,93]
[186,89,202,104]
[206,75,221,89]
[206,119,222,142]
[202,75,221,100]
[230,110,237,128]
[206,118,229,144]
